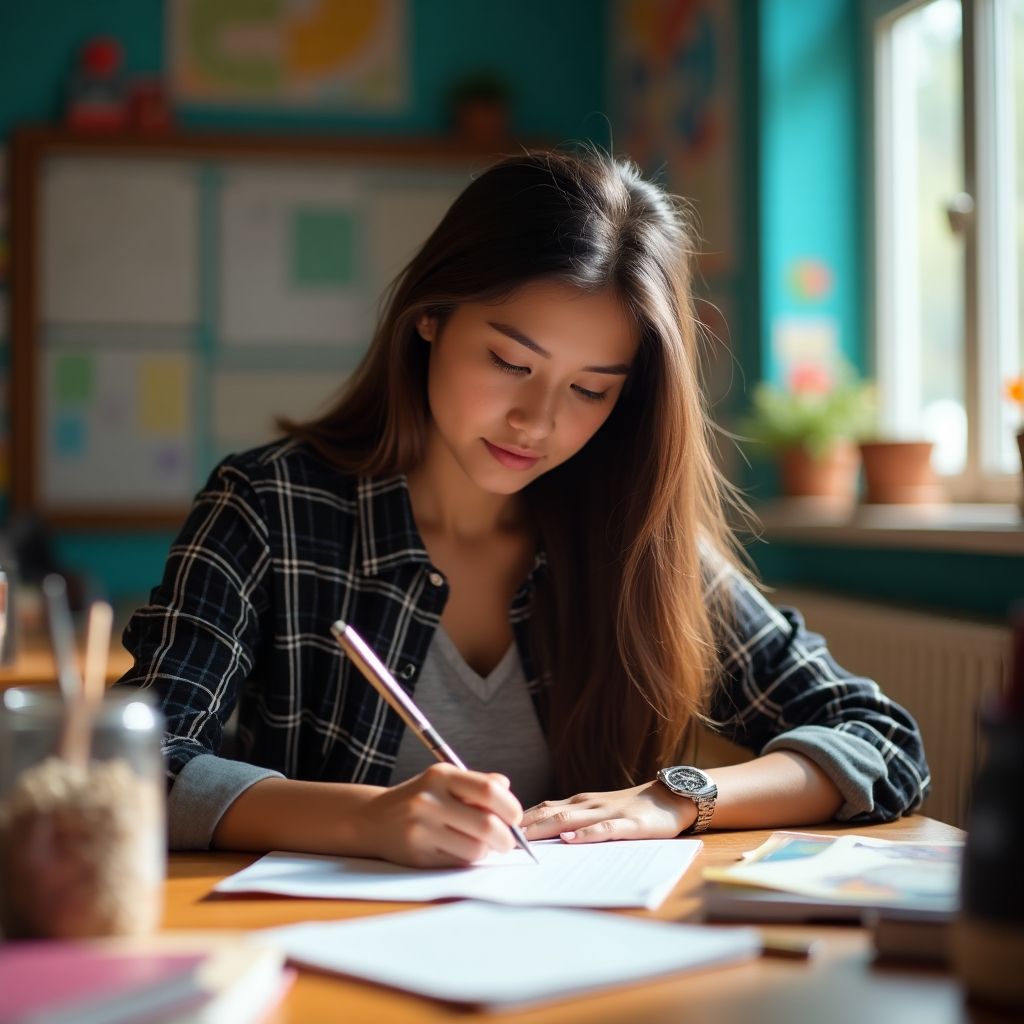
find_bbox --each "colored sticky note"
[153,444,184,475]
[139,357,186,435]
[291,208,356,286]
[54,412,86,457]
[54,354,94,405]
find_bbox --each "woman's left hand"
[522,782,698,843]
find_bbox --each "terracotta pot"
[858,440,942,504]
[454,99,508,144]
[779,441,859,503]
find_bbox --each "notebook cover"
[0,944,207,1024]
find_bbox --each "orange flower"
[788,363,833,396]
[1005,376,1024,407]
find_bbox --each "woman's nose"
[507,383,555,441]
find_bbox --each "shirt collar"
[356,475,549,582]
[356,474,432,577]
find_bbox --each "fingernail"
[560,831,576,841]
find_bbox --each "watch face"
[661,766,713,796]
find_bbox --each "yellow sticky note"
[139,358,186,434]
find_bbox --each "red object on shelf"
[129,79,174,135]
[65,36,130,133]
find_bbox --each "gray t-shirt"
[389,626,552,807]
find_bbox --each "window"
[874,0,1023,500]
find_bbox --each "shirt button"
[428,570,445,587]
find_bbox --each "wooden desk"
[0,637,133,690]
[162,817,1003,1024]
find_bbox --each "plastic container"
[0,687,166,939]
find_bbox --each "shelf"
[750,501,1024,556]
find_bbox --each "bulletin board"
[10,129,499,527]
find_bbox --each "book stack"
[0,932,292,1024]
[698,830,960,963]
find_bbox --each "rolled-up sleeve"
[706,563,931,822]
[167,754,283,850]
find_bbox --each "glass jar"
[0,687,166,939]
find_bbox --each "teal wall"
[0,1,608,141]
[0,0,608,602]
[759,0,862,380]
[752,542,1022,621]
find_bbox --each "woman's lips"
[483,439,541,470]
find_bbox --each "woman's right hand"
[351,763,524,868]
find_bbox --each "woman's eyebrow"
[487,321,632,375]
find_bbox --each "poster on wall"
[169,0,408,111]
[611,0,738,276]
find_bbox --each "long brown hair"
[283,149,750,795]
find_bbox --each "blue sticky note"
[54,413,86,458]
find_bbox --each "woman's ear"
[416,314,438,342]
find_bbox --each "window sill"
[751,500,1024,555]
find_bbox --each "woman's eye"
[572,384,608,403]
[489,351,529,375]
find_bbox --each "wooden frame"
[10,127,515,529]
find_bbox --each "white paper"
[41,158,198,326]
[210,368,345,449]
[218,167,367,346]
[214,838,702,910]
[41,348,195,508]
[262,901,760,1008]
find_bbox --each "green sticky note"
[291,209,356,287]
[54,354,94,405]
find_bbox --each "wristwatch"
[656,765,718,833]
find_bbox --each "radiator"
[771,588,1010,828]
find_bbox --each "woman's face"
[418,279,640,496]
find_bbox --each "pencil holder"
[0,687,166,939]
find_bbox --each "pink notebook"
[0,943,207,1024]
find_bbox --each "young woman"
[120,150,929,868]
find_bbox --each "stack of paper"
[214,837,703,910]
[263,902,761,1009]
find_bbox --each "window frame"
[870,0,1020,503]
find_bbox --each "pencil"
[330,620,539,864]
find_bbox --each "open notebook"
[263,902,761,1009]
[215,837,702,910]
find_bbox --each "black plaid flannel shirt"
[119,438,930,822]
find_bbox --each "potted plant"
[740,362,875,505]
[446,71,511,145]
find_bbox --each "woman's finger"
[437,765,524,827]
[523,804,618,839]
[559,817,641,844]
[411,766,517,853]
